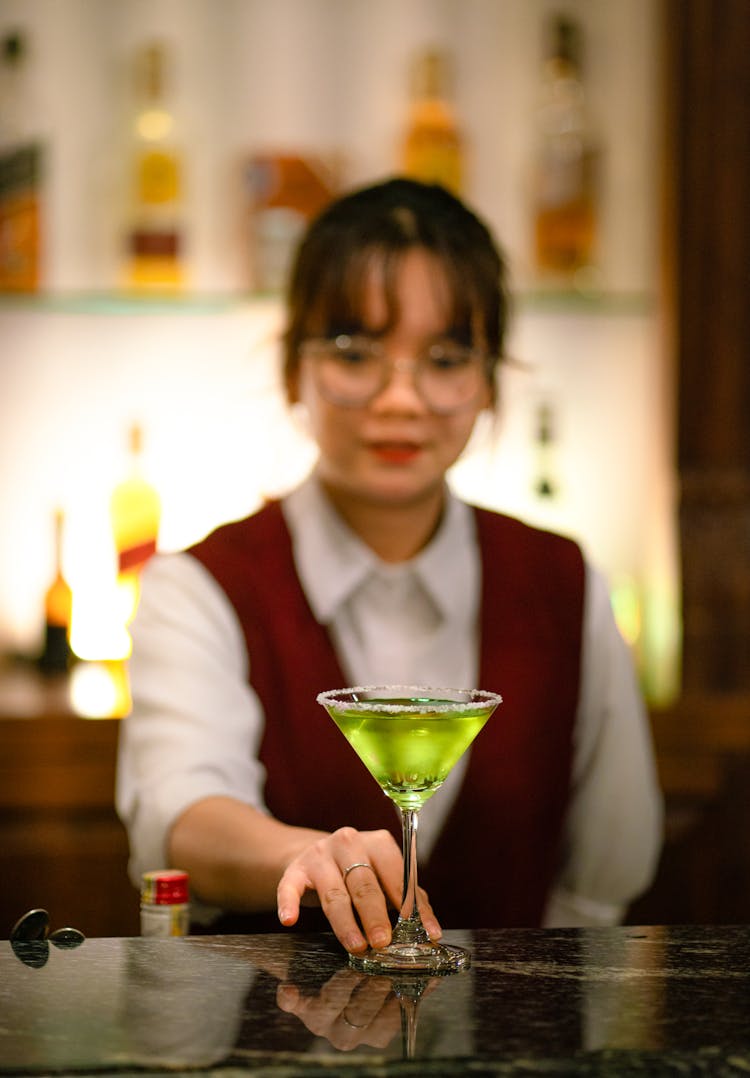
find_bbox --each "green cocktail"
[317,686,502,974]
[331,698,493,811]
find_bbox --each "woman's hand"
[276,965,444,1052]
[276,826,441,954]
[277,967,401,1051]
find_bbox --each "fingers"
[276,834,380,953]
[415,887,442,941]
[319,829,393,953]
[363,830,403,910]
[276,826,442,954]
[276,863,310,928]
[276,828,393,953]
[277,970,400,1051]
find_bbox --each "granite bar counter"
[2,924,750,1076]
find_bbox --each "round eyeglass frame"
[300,335,494,415]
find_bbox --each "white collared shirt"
[116,476,663,927]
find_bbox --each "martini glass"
[317,685,501,975]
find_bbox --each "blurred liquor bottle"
[531,14,599,286]
[401,48,463,194]
[0,30,43,292]
[124,42,184,292]
[532,400,558,500]
[110,423,161,623]
[243,154,338,292]
[39,509,73,675]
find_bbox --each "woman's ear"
[481,374,495,412]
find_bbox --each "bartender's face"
[294,247,491,510]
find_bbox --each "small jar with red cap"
[140,869,190,937]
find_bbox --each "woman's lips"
[367,441,422,464]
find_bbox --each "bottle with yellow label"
[124,42,184,292]
[110,423,161,624]
[401,48,463,195]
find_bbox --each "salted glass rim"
[317,685,502,714]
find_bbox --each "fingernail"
[371,929,389,948]
[278,907,293,926]
[425,921,442,940]
[345,933,366,953]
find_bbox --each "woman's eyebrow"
[331,320,393,341]
[323,318,367,338]
[432,325,474,346]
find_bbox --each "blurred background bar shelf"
[0,0,748,938]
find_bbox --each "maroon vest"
[189,500,584,928]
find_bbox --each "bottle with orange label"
[0,29,43,292]
[401,48,463,195]
[39,509,73,675]
[531,14,599,285]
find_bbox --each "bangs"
[302,242,482,348]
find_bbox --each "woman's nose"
[370,357,427,413]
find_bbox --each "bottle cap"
[548,15,582,70]
[141,869,189,905]
[411,48,451,99]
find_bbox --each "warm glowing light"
[641,582,682,708]
[69,580,133,662]
[135,108,173,141]
[0,301,680,715]
[116,573,142,627]
[610,576,642,649]
[69,660,132,718]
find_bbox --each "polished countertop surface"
[2,924,750,1076]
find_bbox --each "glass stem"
[394,808,430,944]
[400,995,419,1058]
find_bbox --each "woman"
[116,178,662,956]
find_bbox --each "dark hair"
[282,177,509,402]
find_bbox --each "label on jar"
[140,902,189,937]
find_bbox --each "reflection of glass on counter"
[274,931,474,1061]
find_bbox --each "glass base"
[349,940,470,975]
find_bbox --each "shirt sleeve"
[115,552,268,889]
[543,563,664,927]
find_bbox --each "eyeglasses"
[300,334,492,415]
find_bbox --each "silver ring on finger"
[342,1010,368,1029]
[343,862,373,883]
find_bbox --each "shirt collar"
[282,474,479,627]
[283,476,377,622]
